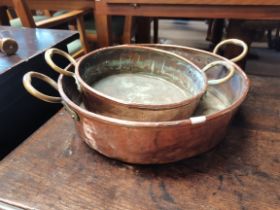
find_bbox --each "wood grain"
[97,4,280,20]
[12,0,36,27]
[95,0,111,47]
[4,0,91,55]
[36,10,87,28]
[1,0,94,10]
[94,0,280,46]
[107,0,280,6]
[0,75,279,210]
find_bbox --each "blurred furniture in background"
[206,19,280,47]
[0,26,78,159]
[268,26,280,50]
[1,0,90,57]
[206,19,225,46]
[94,0,280,67]
[206,19,280,66]
[1,0,136,52]
[240,20,280,50]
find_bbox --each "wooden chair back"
[1,0,91,56]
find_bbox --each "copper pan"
[44,45,237,121]
[23,44,249,164]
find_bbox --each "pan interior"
[79,47,206,105]
[63,47,247,118]
[92,73,192,105]
[62,74,237,117]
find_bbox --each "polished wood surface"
[98,5,280,20]
[1,0,93,10]
[0,74,279,209]
[0,26,78,73]
[0,26,78,159]
[3,0,280,8]
[107,0,280,5]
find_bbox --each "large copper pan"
[23,43,249,164]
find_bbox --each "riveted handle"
[202,60,235,85]
[213,39,248,63]
[23,71,61,103]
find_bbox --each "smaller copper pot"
[45,45,235,121]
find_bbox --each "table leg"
[95,13,111,47]
[122,15,133,44]
[94,0,111,47]
[206,19,224,46]
[13,0,36,28]
[153,18,159,43]
[225,20,253,68]
[0,7,10,26]
[135,17,151,43]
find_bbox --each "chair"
[2,0,90,58]
[83,13,129,45]
[1,0,141,50]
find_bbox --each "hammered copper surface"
[56,46,249,164]
[1,73,280,209]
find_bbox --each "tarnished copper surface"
[1,73,280,209]
[48,45,208,121]
[55,46,249,164]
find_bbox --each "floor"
[156,20,280,77]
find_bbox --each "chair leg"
[206,19,224,46]
[122,15,133,44]
[135,17,151,43]
[12,0,36,28]
[153,18,159,43]
[0,7,10,25]
[274,27,280,51]
[94,0,111,47]
[76,14,90,54]
[225,20,253,68]
[95,14,111,47]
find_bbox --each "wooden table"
[0,0,97,56]
[0,0,93,10]
[94,0,280,46]
[0,74,279,210]
[2,1,280,48]
[0,26,78,159]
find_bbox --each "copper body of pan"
[44,44,239,121]
[23,43,249,164]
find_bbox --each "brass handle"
[45,48,77,76]
[23,71,61,103]
[45,48,81,91]
[202,60,235,85]
[23,71,80,121]
[213,39,248,63]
